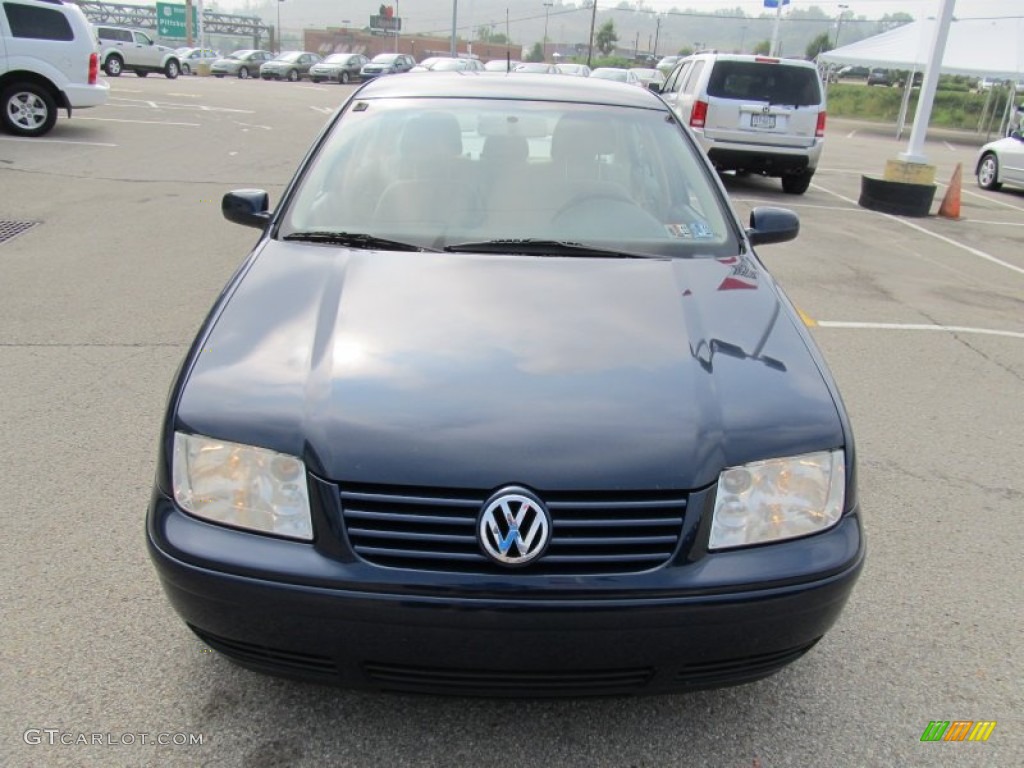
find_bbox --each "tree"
[596,20,618,56]
[753,39,771,55]
[527,42,544,62]
[806,32,832,60]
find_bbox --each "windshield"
[371,54,399,64]
[324,54,353,64]
[281,97,737,258]
[273,52,302,63]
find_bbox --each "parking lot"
[1,75,1022,767]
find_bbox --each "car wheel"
[104,55,123,77]
[165,60,180,79]
[287,69,299,82]
[238,67,249,79]
[340,71,350,84]
[1,82,58,137]
[977,153,1002,191]
[182,63,191,75]
[781,172,813,195]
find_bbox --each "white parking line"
[960,186,1024,213]
[77,117,199,127]
[811,182,1024,277]
[0,136,116,147]
[106,97,253,113]
[309,106,333,115]
[813,321,1024,340]
[943,141,957,151]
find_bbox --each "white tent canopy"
[819,17,1024,80]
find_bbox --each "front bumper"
[147,486,864,696]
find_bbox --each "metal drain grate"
[0,220,39,245]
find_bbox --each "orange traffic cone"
[938,162,962,220]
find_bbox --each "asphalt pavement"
[1,75,1021,768]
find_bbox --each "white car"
[178,47,221,75]
[95,25,182,78]
[0,0,110,137]
[976,132,1024,192]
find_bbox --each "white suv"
[1,0,109,137]
[659,53,826,194]
[95,25,180,78]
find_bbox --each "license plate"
[750,114,776,129]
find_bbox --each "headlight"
[709,450,845,550]
[172,432,313,540]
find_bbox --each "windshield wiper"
[443,238,661,259]
[283,232,436,252]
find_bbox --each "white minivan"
[0,0,109,137]
[659,53,826,194]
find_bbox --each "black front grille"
[363,662,654,695]
[340,484,687,575]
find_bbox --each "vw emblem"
[478,489,551,566]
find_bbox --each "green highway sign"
[156,2,198,39]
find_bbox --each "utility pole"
[653,15,661,57]
[834,4,850,48]
[769,0,784,57]
[450,0,458,57]
[586,0,597,67]
[542,2,553,60]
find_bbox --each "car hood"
[176,244,843,490]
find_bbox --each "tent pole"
[898,0,955,164]
[895,68,915,141]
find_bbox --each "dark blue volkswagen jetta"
[147,72,864,696]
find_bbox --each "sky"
[210,0,1024,21]
[640,0,1021,18]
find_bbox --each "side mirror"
[222,189,271,230]
[647,82,662,93]
[746,206,800,246]
[1012,130,1023,141]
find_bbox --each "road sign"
[157,2,198,39]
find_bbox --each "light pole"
[834,4,850,48]
[276,0,284,53]
[542,2,553,61]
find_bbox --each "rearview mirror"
[746,206,800,246]
[222,190,271,230]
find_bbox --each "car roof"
[686,52,819,69]
[353,72,665,109]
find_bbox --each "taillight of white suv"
[816,110,826,138]
[691,100,708,129]
[89,53,99,85]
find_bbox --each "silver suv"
[659,53,826,194]
[95,25,181,78]
[1,0,109,136]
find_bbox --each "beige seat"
[372,112,481,230]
